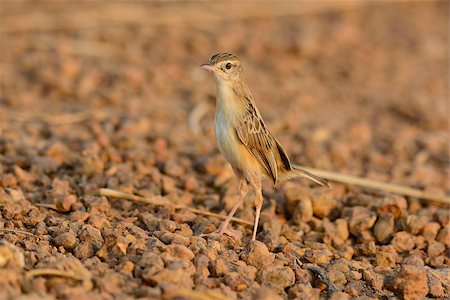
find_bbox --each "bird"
[201,52,330,241]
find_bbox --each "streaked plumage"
[201,52,329,241]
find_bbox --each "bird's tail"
[286,165,331,187]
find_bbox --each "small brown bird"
[201,52,329,241]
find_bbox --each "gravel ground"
[0,2,449,299]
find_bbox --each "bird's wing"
[235,105,282,184]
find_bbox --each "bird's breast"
[213,80,262,173]
[214,109,238,161]
[214,81,240,157]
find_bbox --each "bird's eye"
[225,63,232,70]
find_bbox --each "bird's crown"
[209,52,239,65]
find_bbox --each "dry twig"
[0,228,38,238]
[35,203,58,210]
[8,109,111,125]
[98,188,253,226]
[300,166,450,204]
[26,269,83,281]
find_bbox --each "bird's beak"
[201,63,214,72]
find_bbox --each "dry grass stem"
[26,269,83,281]
[8,109,111,125]
[35,203,58,210]
[300,167,450,205]
[98,188,253,226]
[0,228,38,238]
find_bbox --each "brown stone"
[287,283,320,299]
[344,280,366,297]
[293,197,314,224]
[73,242,95,260]
[311,190,336,218]
[96,233,129,261]
[405,215,428,235]
[211,258,229,277]
[145,268,193,288]
[241,241,275,270]
[78,224,104,251]
[426,267,448,298]
[327,269,347,289]
[44,141,70,166]
[376,251,397,267]
[257,264,295,291]
[436,209,449,227]
[0,240,25,268]
[159,232,190,246]
[377,195,407,219]
[436,226,450,246]
[402,254,425,267]
[428,255,445,267]
[254,287,284,300]
[14,165,35,184]
[137,252,165,281]
[0,173,17,188]
[330,292,351,299]
[373,212,394,243]
[53,231,78,250]
[165,244,195,261]
[335,218,349,241]
[224,272,248,291]
[54,194,77,212]
[389,265,429,300]
[343,206,377,236]
[422,222,440,242]
[427,240,445,257]
[304,248,333,264]
[392,231,415,253]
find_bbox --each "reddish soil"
[0,2,449,299]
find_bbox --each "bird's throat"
[214,78,240,119]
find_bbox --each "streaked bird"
[201,52,329,241]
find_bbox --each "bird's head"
[201,52,243,82]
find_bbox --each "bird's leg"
[250,177,263,242]
[218,177,248,235]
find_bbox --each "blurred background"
[0,1,448,194]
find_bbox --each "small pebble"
[53,231,78,250]
[392,231,415,253]
[257,264,295,291]
[241,241,275,270]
